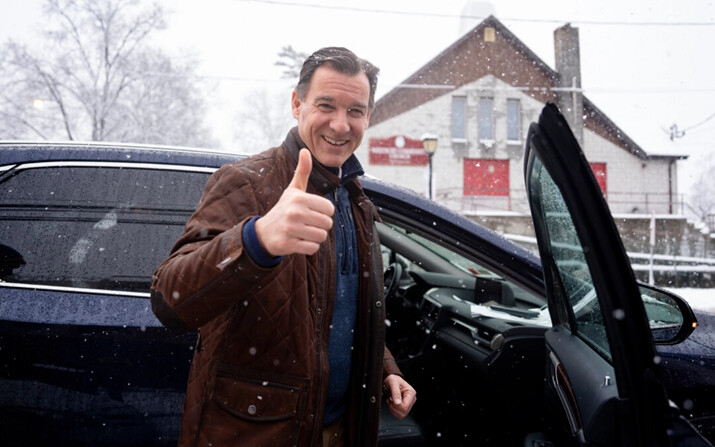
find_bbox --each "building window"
[451,96,467,141]
[507,99,521,142]
[463,158,509,196]
[478,97,494,141]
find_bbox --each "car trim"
[4,160,218,173]
[0,139,239,157]
[0,281,150,298]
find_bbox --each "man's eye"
[318,104,334,112]
[348,108,365,117]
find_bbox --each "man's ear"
[291,90,301,120]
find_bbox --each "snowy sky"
[2,0,714,195]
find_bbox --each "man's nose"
[330,111,350,133]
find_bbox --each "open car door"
[524,103,711,447]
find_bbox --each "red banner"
[369,136,428,166]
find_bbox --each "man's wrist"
[242,216,283,268]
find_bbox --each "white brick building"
[356,16,684,215]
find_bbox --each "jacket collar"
[286,127,365,195]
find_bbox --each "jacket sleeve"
[382,346,402,378]
[150,164,281,331]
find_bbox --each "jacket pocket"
[198,363,309,446]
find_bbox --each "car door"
[524,102,710,447]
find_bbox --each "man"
[151,46,416,447]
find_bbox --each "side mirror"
[638,282,698,345]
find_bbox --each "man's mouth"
[323,136,349,146]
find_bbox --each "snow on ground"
[667,288,715,314]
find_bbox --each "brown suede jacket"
[150,128,401,447]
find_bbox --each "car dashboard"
[383,263,549,445]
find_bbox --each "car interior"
[375,217,550,446]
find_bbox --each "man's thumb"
[289,148,312,191]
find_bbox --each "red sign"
[369,136,428,166]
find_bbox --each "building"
[357,16,685,216]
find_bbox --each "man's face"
[292,65,371,168]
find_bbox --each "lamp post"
[421,133,438,200]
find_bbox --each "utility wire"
[235,0,715,27]
[683,111,715,132]
[667,112,715,140]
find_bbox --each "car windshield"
[383,222,502,278]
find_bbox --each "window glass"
[0,166,209,293]
[451,96,467,140]
[507,99,521,141]
[478,97,494,141]
[530,155,611,360]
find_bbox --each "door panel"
[544,328,617,446]
[525,103,673,446]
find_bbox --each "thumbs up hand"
[254,149,335,256]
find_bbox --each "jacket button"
[370,396,376,404]
[247,405,257,415]
[375,301,382,308]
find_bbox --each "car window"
[529,154,610,360]
[0,164,209,293]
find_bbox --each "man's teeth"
[324,136,348,146]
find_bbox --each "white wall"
[359,75,676,215]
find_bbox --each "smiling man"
[151,47,416,447]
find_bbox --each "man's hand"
[383,374,417,420]
[254,149,335,257]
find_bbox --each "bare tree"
[0,0,216,147]
[229,46,307,153]
[275,45,308,80]
[233,86,295,154]
[687,156,715,230]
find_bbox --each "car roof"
[0,140,245,168]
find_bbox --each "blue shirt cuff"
[242,216,283,268]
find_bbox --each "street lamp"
[421,133,438,200]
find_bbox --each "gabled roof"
[370,16,683,161]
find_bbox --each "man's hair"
[296,47,380,112]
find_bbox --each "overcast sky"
[2,0,714,194]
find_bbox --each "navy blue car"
[0,105,712,446]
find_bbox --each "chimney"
[554,24,584,145]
